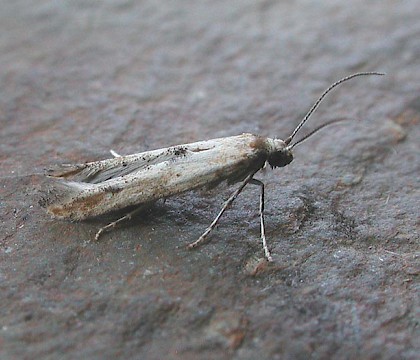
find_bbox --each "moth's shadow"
[84,199,194,230]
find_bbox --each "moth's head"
[268,149,293,168]
[267,139,293,168]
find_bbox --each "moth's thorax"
[265,137,294,168]
[265,138,287,152]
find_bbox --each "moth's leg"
[187,172,256,249]
[249,179,273,262]
[109,149,121,157]
[94,205,148,241]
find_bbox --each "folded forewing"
[44,134,269,219]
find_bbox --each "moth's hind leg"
[109,149,121,157]
[249,178,273,262]
[94,204,150,241]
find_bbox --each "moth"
[42,72,384,261]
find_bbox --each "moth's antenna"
[283,72,385,145]
[287,118,349,149]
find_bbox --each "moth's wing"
[43,141,217,220]
[43,134,269,220]
[47,143,212,184]
[42,151,169,219]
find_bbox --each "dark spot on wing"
[104,186,122,194]
[173,146,188,156]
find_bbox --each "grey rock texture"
[1,1,418,359]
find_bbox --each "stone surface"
[0,1,418,359]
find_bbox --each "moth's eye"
[268,150,293,168]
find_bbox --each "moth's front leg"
[187,171,257,251]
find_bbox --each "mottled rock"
[1,1,418,359]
